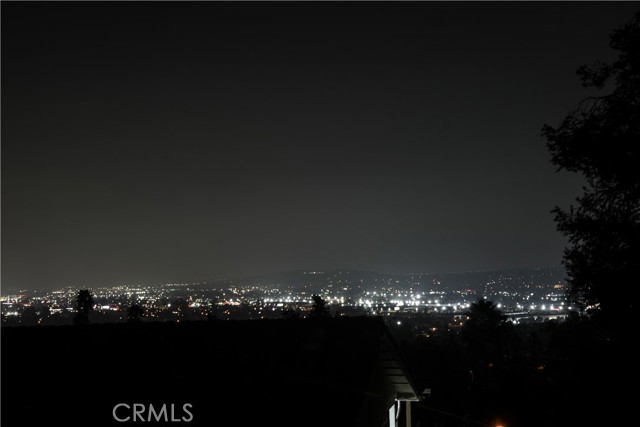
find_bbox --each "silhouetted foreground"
[543,12,640,318]
[395,314,636,427]
[2,317,417,427]
[3,315,635,426]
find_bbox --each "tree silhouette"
[21,306,39,326]
[542,13,640,317]
[462,298,506,344]
[127,304,144,322]
[309,294,330,318]
[73,289,94,325]
[282,307,301,320]
[462,298,510,371]
[39,305,51,322]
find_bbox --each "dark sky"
[2,2,638,290]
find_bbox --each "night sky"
[2,2,638,290]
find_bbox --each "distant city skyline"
[2,266,569,327]
[3,3,638,289]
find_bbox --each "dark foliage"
[390,313,633,427]
[76,289,95,314]
[542,13,640,316]
[310,294,330,318]
[73,289,94,325]
[461,299,509,355]
[127,304,144,322]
